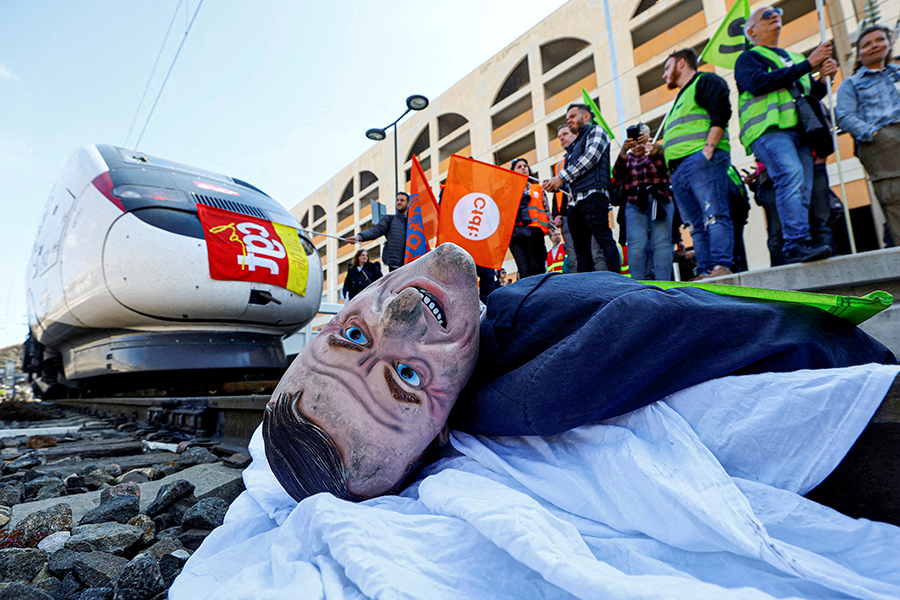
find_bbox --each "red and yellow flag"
[405,156,441,264]
[437,155,527,269]
[197,204,309,296]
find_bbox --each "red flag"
[197,204,309,296]
[437,155,527,269]
[405,156,440,264]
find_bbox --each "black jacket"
[342,262,383,300]
[358,213,408,268]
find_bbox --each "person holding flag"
[735,5,838,264]
[543,104,621,274]
[347,192,410,271]
[509,157,550,279]
[661,47,735,280]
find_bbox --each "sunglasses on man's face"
[760,7,783,20]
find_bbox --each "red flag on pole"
[437,155,527,269]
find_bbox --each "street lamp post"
[366,94,429,199]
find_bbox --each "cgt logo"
[209,221,285,275]
[452,192,500,241]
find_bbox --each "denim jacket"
[836,65,900,143]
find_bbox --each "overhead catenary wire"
[134,0,206,150]
[123,0,184,148]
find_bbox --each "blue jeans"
[625,201,674,280]
[670,149,734,272]
[750,129,814,252]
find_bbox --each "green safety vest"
[738,46,812,150]
[663,73,730,167]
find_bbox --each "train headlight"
[112,185,189,203]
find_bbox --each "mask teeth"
[417,289,446,328]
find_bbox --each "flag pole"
[299,228,353,242]
[651,101,676,145]
[816,0,857,253]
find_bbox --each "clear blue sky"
[0,0,569,348]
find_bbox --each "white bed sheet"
[170,364,900,600]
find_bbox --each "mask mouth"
[416,287,446,328]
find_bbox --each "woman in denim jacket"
[836,25,900,244]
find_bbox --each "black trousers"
[568,192,620,274]
[509,228,547,279]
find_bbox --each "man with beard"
[661,48,735,279]
[543,105,621,274]
[347,192,410,271]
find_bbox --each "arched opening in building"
[359,170,378,190]
[339,180,353,204]
[437,113,468,140]
[493,58,530,106]
[406,125,430,162]
[540,37,590,73]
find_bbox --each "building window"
[339,180,354,205]
[337,203,354,223]
[493,58,530,106]
[631,0,703,48]
[543,56,596,106]
[632,0,660,18]
[313,205,326,221]
[495,132,536,167]
[540,37,590,73]
[406,125,430,161]
[300,212,309,228]
[439,131,471,163]
[359,170,378,191]
[438,113,469,140]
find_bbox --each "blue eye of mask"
[344,326,368,345]
[396,363,421,386]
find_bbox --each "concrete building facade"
[291,0,899,307]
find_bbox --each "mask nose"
[382,287,425,336]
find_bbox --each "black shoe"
[782,242,833,265]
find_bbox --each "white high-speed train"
[25,144,323,397]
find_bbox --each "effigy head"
[263,243,482,501]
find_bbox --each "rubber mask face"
[269,243,482,497]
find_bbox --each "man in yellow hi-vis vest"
[662,48,735,280]
[735,5,838,264]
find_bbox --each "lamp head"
[406,95,429,111]
[366,128,387,142]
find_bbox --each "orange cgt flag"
[438,155,527,269]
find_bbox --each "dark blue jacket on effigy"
[451,272,896,436]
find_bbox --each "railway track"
[54,391,273,444]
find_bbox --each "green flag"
[700,0,750,69]
[581,89,615,140]
[647,281,893,326]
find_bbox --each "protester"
[475,265,501,304]
[546,228,566,273]
[341,249,382,301]
[508,158,549,279]
[543,104,621,274]
[613,124,674,280]
[662,48,734,280]
[836,24,900,246]
[346,192,409,271]
[744,164,784,266]
[726,165,751,272]
[552,124,602,272]
[498,267,509,286]
[735,5,837,264]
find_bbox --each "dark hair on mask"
[262,390,439,502]
[666,48,699,72]
[262,391,359,503]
